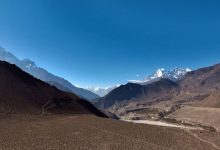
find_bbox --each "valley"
[94,63,220,136]
[0,59,220,150]
[1,1,219,149]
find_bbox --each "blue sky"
[0,0,220,88]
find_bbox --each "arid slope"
[0,115,219,150]
[0,61,105,117]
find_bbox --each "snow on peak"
[86,86,118,97]
[130,67,191,85]
[186,68,192,72]
[153,68,166,78]
[94,87,101,92]
[21,59,37,69]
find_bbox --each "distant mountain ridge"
[95,63,220,118]
[0,46,100,100]
[86,86,119,97]
[87,68,190,97]
[96,78,178,109]
[129,68,191,85]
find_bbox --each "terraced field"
[0,115,219,150]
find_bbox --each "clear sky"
[0,0,220,88]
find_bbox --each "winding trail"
[41,101,55,116]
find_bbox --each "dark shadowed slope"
[0,61,106,117]
[0,47,100,101]
[96,78,178,109]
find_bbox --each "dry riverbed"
[121,119,204,130]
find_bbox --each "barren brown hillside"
[0,61,105,117]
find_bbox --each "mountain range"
[86,86,119,97]
[1,59,215,150]
[87,68,191,97]
[2,46,220,129]
[129,68,191,85]
[0,46,190,100]
[0,47,100,101]
[96,78,178,109]
[95,63,220,120]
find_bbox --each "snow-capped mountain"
[0,46,100,100]
[86,85,119,97]
[129,68,191,85]
[88,68,191,96]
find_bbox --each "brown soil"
[0,115,219,150]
